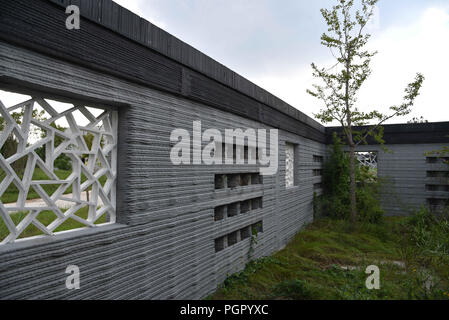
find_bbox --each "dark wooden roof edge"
[47,0,325,133]
[326,122,449,145]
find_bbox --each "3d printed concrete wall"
[0,41,326,299]
[350,143,449,216]
[328,124,449,216]
[0,0,447,300]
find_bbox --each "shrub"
[54,154,72,171]
[356,166,384,224]
[407,207,449,257]
[356,186,384,224]
[36,145,73,171]
[318,133,351,220]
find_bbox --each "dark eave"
[326,122,449,145]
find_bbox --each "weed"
[210,217,449,300]
[272,279,312,299]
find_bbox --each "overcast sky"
[112,0,449,125]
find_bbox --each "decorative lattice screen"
[355,151,377,169]
[0,93,117,245]
[285,143,295,187]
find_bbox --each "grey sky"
[115,0,449,125]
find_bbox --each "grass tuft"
[209,217,449,300]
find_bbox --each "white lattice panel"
[355,151,377,169]
[285,143,295,188]
[0,94,117,244]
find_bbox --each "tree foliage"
[34,122,73,171]
[0,108,46,172]
[308,0,424,222]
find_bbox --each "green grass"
[0,168,107,204]
[0,168,72,203]
[208,217,449,300]
[0,206,108,242]
[0,167,109,242]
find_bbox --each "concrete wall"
[0,42,325,299]
[354,144,449,216]
[0,0,446,300]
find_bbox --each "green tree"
[0,107,46,172]
[307,0,424,222]
[35,122,73,171]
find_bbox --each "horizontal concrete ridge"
[0,0,325,141]
[0,41,325,300]
[326,122,449,145]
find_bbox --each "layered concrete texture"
[0,0,447,300]
[0,42,325,299]
[353,143,449,216]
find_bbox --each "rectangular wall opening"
[285,142,297,188]
[241,173,251,186]
[240,226,250,240]
[251,197,262,210]
[252,221,263,234]
[0,90,118,245]
[214,205,226,221]
[214,174,227,189]
[214,220,263,253]
[426,185,449,192]
[240,199,251,214]
[214,172,262,190]
[227,231,238,246]
[227,202,239,217]
[251,173,261,185]
[427,198,449,212]
[228,174,241,188]
[215,237,225,252]
[427,171,449,178]
[426,157,449,164]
